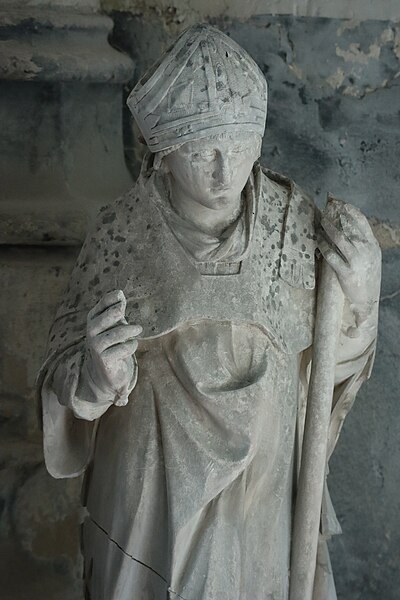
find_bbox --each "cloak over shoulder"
[38,159,318,478]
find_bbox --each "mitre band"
[127,24,268,152]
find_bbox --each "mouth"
[211,186,231,194]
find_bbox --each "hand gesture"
[83,290,142,406]
[318,198,381,323]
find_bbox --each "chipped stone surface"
[0,3,135,597]
[102,13,400,599]
[113,15,400,225]
[370,219,400,250]
[101,0,400,23]
[329,248,400,598]
[2,8,399,600]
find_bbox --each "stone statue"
[38,24,381,600]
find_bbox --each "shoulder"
[260,165,291,192]
[259,164,317,290]
[95,184,142,229]
[260,165,315,213]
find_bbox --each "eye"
[192,150,216,161]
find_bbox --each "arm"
[50,289,142,422]
[318,200,380,388]
[315,199,381,533]
[294,201,381,599]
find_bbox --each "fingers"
[102,340,138,362]
[93,324,142,354]
[89,301,125,336]
[88,290,126,321]
[326,198,377,245]
[317,234,350,279]
[319,216,353,263]
[341,203,375,240]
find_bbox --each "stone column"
[0,2,134,597]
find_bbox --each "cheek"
[232,155,257,182]
[178,164,206,190]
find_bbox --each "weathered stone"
[328,248,400,599]
[1,5,398,599]
[112,12,400,598]
[370,218,400,250]
[101,0,400,24]
[0,1,134,246]
[39,24,382,600]
[0,540,81,600]
[13,466,82,565]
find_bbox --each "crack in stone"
[381,289,400,302]
[89,516,189,600]
[358,75,400,99]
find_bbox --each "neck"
[168,179,243,237]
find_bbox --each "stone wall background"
[1,1,399,599]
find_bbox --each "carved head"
[164,131,262,208]
[127,24,268,153]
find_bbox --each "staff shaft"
[290,261,344,600]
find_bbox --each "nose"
[212,151,231,188]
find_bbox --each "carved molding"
[0,2,135,245]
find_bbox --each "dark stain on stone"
[317,96,342,131]
[102,212,116,224]
[261,214,276,235]
[298,86,307,105]
[89,276,100,288]
[71,293,81,308]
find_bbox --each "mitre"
[127,24,268,152]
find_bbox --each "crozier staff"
[38,24,380,600]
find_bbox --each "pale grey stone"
[39,24,380,600]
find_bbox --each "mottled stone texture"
[97,13,400,599]
[1,10,399,600]
[0,4,133,599]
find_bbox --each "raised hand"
[317,198,381,326]
[83,289,142,406]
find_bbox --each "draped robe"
[39,158,376,600]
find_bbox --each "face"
[164,132,262,209]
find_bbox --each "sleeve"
[40,340,138,479]
[328,298,378,464]
[51,346,138,422]
[37,191,140,479]
[40,345,99,479]
[52,348,114,422]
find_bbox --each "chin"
[210,187,236,199]
[204,195,234,209]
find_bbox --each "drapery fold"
[38,164,377,599]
